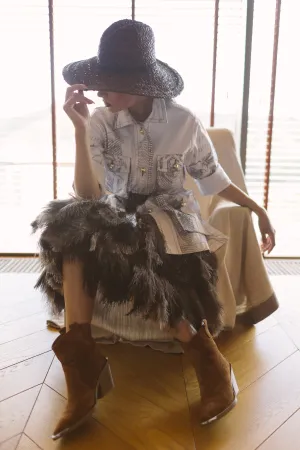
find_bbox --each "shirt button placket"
[137,126,149,191]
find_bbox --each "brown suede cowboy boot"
[51,323,114,440]
[182,320,238,425]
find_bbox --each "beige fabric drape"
[191,129,278,329]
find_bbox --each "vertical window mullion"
[239,0,254,173]
[264,0,282,210]
[48,0,57,199]
[210,0,219,127]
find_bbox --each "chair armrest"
[208,200,253,237]
[210,199,251,218]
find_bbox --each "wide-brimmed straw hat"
[62,19,184,98]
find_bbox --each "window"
[245,0,300,256]
[54,0,132,198]
[136,0,216,125]
[0,1,53,253]
[214,0,244,132]
[1,0,299,256]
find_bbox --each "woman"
[32,19,276,440]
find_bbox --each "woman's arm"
[218,183,262,214]
[63,84,102,199]
[185,118,276,254]
[218,183,276,254]
[74,129,101,199]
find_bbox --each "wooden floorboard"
[257,409,300,450]
[0,312,49,346]
[0,272,300,449]
[17,435,41,450]
[188,352,300,450]
[0,352,53,403]
[0,330,56,371]
[25,385,135,450]
[0,435,21,450]
[0,387,41,444]
[224,325,296,391]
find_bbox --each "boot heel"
[230,365,239,397]
[96,361,114,399]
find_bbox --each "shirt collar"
[113,98,168,129]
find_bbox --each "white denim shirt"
[89,98,231,254]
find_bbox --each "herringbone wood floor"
[0,272,300,450]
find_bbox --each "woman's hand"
[63,84,94,131]
[257,207,276,254]
[218,184,276,254]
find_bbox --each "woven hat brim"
[62,56,184,98]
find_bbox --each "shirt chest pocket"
[156,154,184,192]
[102,152,131,195]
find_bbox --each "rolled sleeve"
[196,164,231,196]
[185,118,231,196]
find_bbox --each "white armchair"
[188,129,278,329]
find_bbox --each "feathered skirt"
[32,193,223,335]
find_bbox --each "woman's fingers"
[67,92,94,106]
[261,238,271,253]
[261,232,276,254]
[63,96,93,128]
[65,84,87,101]
[269,230,276,252]
[63,84,95,129]
[63,93,94,113]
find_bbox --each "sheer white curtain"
[0,1,52,253]
[1,0,298,256]
[54,0,132,198]
[245,0,300,256]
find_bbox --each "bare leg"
[51,258,114,440]
[63,259,95,330]
[172,319,197,343]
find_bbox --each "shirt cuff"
[196,164,231,196]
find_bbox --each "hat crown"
[98,20,156,71]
